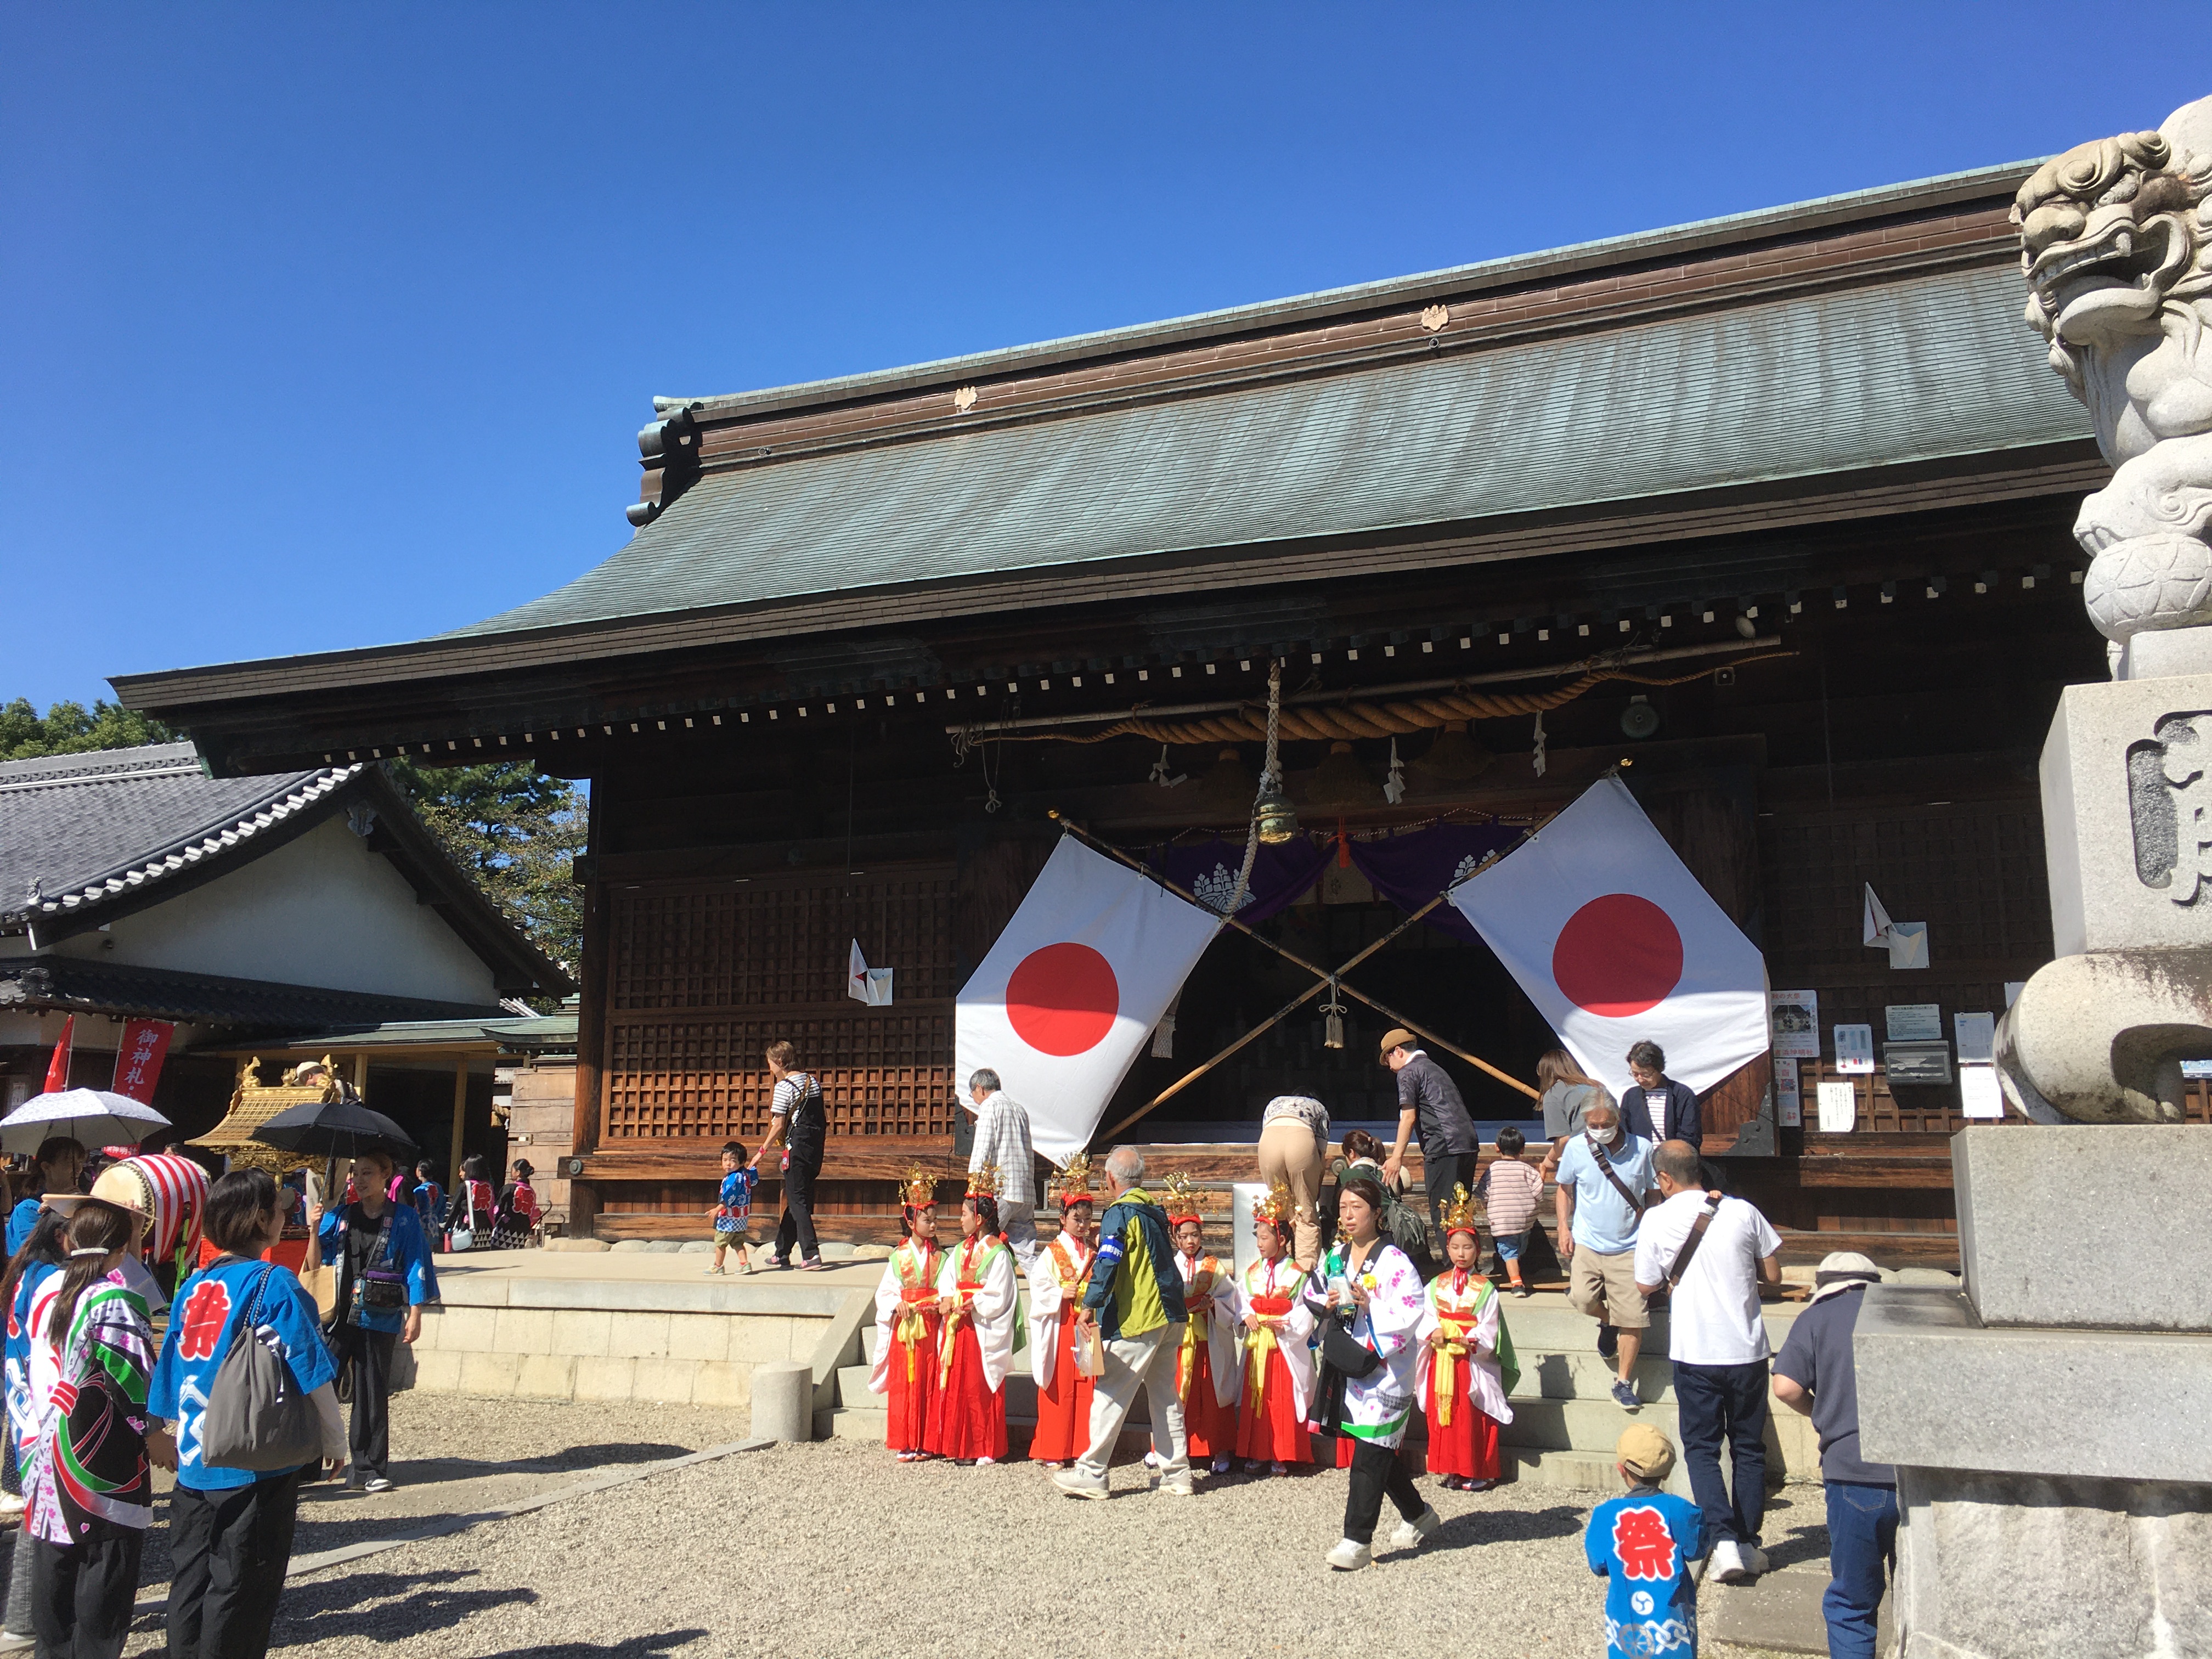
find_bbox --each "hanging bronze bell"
[1254,786,1300,844]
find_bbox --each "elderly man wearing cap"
[1773,1251,1894,1659]
[1378,1029,1481,1242]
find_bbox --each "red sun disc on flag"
[1551,894,1683,1017]
[1005,943,1120,1056]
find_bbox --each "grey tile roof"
[242,1012,579,1052]
[448,262,2091,644]
[0,743,356,927]
[0,956,507,1028]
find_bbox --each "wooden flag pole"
[1053,812,1539,1139]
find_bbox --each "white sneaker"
[1708,1538,1749,1582]
[1736,1543,1770,1576]
[1156,1476,1194,1498]
[1387,1504,1442,1551]
[1325,1538,1373,1571]
[1051,1468,1109,1500]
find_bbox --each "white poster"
[1959,1065,2004,1120]
[1833,1024,1875,1075]
[1774,1057,1802,1127]
[1954,1011,1996,1065]
[1769,990,1820,1060]
[1816,1079,1859,1132]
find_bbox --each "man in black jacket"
[1622,1041,1701,1150]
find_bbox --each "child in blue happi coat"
[1587,1423,1706,1659]
[707,1141,757,1276]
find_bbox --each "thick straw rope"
[978,655,1792,747]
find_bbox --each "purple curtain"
[1149,836,1327,923]
[1348,822,1527,943]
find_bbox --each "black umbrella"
[251,1096,417,1161]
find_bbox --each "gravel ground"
[52,1396,1816,1658]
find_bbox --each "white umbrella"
[0,1090,171,1156]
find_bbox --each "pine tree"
[0,698,173,760]
[388,758,586,983]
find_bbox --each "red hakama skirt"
[1180,1332,1236,1459]
[1233,1297,1312,1465]
[884,1301,939,1453]
[926,1319,1009,1461]
[1029,1316,1093,1463]
[1423,1347,1503,1480]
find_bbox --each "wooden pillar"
[568,874,608,1240]
[349,1052,369,1101]
[448,1059,469,1184]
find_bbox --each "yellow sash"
[1240,1258,1305,1414]
[1427,1273,1493,1429]
[891,1243,939,1384]
[1177,1256,1219,1401]
[939,1235,1000,1389]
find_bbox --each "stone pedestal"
[2040,673,2212,959]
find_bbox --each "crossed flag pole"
[1045,811,1540,1143]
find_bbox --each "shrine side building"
[119,161,2141,1263]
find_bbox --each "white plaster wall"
[77,817,498,1006]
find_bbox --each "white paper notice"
[1769,991,1820,1060]
[1886,922,1929,969]
[1816,1079,1859,1132]
[1959,1065,2004,1120]
[1833,1024,1875,1075]
[1954,1011,1996,1065]
[1774,1058,1802,1127]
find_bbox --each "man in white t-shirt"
[1634,1138,1782,1585]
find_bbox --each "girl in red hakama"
[1417,1187,1514,1489]
[1165,1175,1240,1474]
[1024,1156,1097,1467]
[868,1166,943,1461]
[1229,1190,1315,1473]
[926,1171,1018,1465]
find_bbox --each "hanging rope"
[970,653,1793,748]
[1220,657,1281,917]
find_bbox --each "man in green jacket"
[1052,1146,1192,1499]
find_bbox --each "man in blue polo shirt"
[1554,1101,1658,1413]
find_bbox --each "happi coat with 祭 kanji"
[1024,1229,1094,1462]
[1302,1240,1425,1450]
[24,1273,155,1545]
[927,1232,1018,1460]
[1223,1251,1315,1463]
[868,1238,943,1452]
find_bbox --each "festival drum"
[90,1152,211,1280]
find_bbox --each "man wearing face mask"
[1553,1102,1658,1413]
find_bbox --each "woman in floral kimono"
[927,1166,1019,1465]
[1417,1186,1514,1490]
[868,1167,943,1462]
[1304,1176,1438,1572]
[21,1199,155,1659]
[1227,1183,1314,1474]
[1024,1156,1097,1469]
[1164,1173,1240,1474]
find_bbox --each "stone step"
[1505,1445,1692,1498]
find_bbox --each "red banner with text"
[110,1019,174,1105]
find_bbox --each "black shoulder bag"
[1663,1192,1728,1287]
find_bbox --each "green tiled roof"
[451,261,2087,642]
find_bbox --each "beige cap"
[1378,1028,1418,1057]
[1616,1423,1675,1482]
[1812,1250,1883,1301]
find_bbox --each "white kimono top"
[867,1238,943,1396]
[1414,1268,1515,1427]
[1025,1231,1093,1390]
[1302,1240,1425,1449]
[1176,1250,1242,1410]
[1223,1252,1317,1423]
[935,1232,1019,1393]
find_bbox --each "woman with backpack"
[149,1169,346,1659]
[21,1197,156,1659]
[1322,1131,1434,1275]
[490,1159,542,1250]
[448,1155,498,1250]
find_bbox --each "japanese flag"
[956,837,1221,1163]
[1451,776,1770,1101]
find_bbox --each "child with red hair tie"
[1417,1186,1515,1491]
[1228,1184,1315,1474]
[1024,1157,1099,1469]
[1164,1174,1239,1475]
[927,1167,1019,1465]
[868,1168,943,1463]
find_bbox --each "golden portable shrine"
[116,157,2212,1267]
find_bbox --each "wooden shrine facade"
[116,155,2114,1262]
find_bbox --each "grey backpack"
[200,1264,325,1472]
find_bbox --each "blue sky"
[4,5,2204,710]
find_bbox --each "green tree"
[0,697,172,760]
[388,758,586,986]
